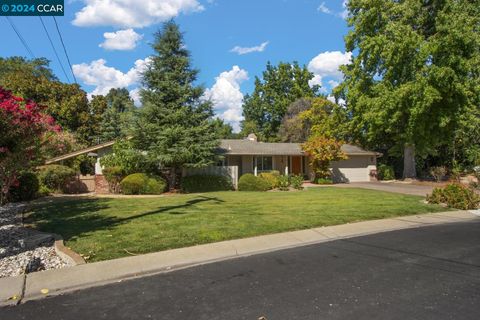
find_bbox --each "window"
[256,156,273,172]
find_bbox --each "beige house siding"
[94,146,113,175]
[241,155,254,175]
[273,155,287,174]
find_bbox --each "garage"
[330,148,379,183]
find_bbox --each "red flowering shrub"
[0,87,60,204]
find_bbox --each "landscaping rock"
[0,203,71,278]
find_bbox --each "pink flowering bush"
[0,87,61,204]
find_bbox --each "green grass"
[26,188,446,262]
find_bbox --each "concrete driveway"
[334,181,435,197]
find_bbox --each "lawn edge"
[3,210,475,305]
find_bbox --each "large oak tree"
[242,62,320,141]
[338,0,480,178]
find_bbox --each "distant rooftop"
[219,139,379,156]
[45,137,379,165]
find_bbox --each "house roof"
[45,140,115,164]
[45,138,379,164]
[218,139,379,156]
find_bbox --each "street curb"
[5,210,478,305]
[0,274,25,307]
[53,237,86,266]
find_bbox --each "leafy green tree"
[133,21,218,189]
[0,57,94,143]
[338,0,480,178]
[300,98,349,140]
[106,88,135,113]
[212,118,237,139]
[302,136,347,181]
[100,140,147,175]
[278,98,348,143]
[278,98,312,143]
[242,62,320,140]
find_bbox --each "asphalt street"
[3,220,479,320]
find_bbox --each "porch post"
[285,156,289,175]
[254,156,258,176]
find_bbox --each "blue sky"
[1,0,351,130]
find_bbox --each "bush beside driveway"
[25,188,447,262]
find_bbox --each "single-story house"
[45,134,380,193]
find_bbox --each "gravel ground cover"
[0,203,69,278]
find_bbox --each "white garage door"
[330,156,375,183]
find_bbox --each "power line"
[4,17,35,59]
[52,16,77,84]
[39,17,71,83]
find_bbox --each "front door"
[291,156,302,175]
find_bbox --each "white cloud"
[72,57,151,98]
[230,41,269,55]
[203,66,249,132]
[308,74,323,88]
[327,95,346,106]
[308,51,352,79]
[307,51,351,91]
[328,79,340,88]
[99,29,143,51]
[73,0,204,28]
[129,87,142,107]
[340,0,349,19]
[318,0,349,19]
[317,2,332,14]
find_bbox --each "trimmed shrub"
[120,174,167,195]
[377,164,395,181]
[120,173,149,195]
[145,176,167,195]
[290,175,304,190]
[103,166,126,194]
[238,174,270,191]
[258,171,280,189]
[9,171,39,202]
[314,177,333,184]
[427,184,480,210]
[181,175,233,193]
[37,165,76,192]
[38,185,52,197]
[277,175,290,191]
[430,166,447,182]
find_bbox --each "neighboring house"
[45,134,380,193]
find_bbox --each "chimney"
[246,133,257,142]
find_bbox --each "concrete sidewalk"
[1,210,477,306]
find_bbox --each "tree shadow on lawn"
[28,196,224,242]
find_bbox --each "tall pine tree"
[99,88,136,142]
[133,21,218,189]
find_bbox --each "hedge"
[37,165,76,192]
[258,171,280,189]
[9,171,39,202]
[238,174,271,191]
[427,184,480,210]
[377,164,395,180]
[181,175,233,193]
[120,173,167,195]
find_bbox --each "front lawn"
[26,188,446,262]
